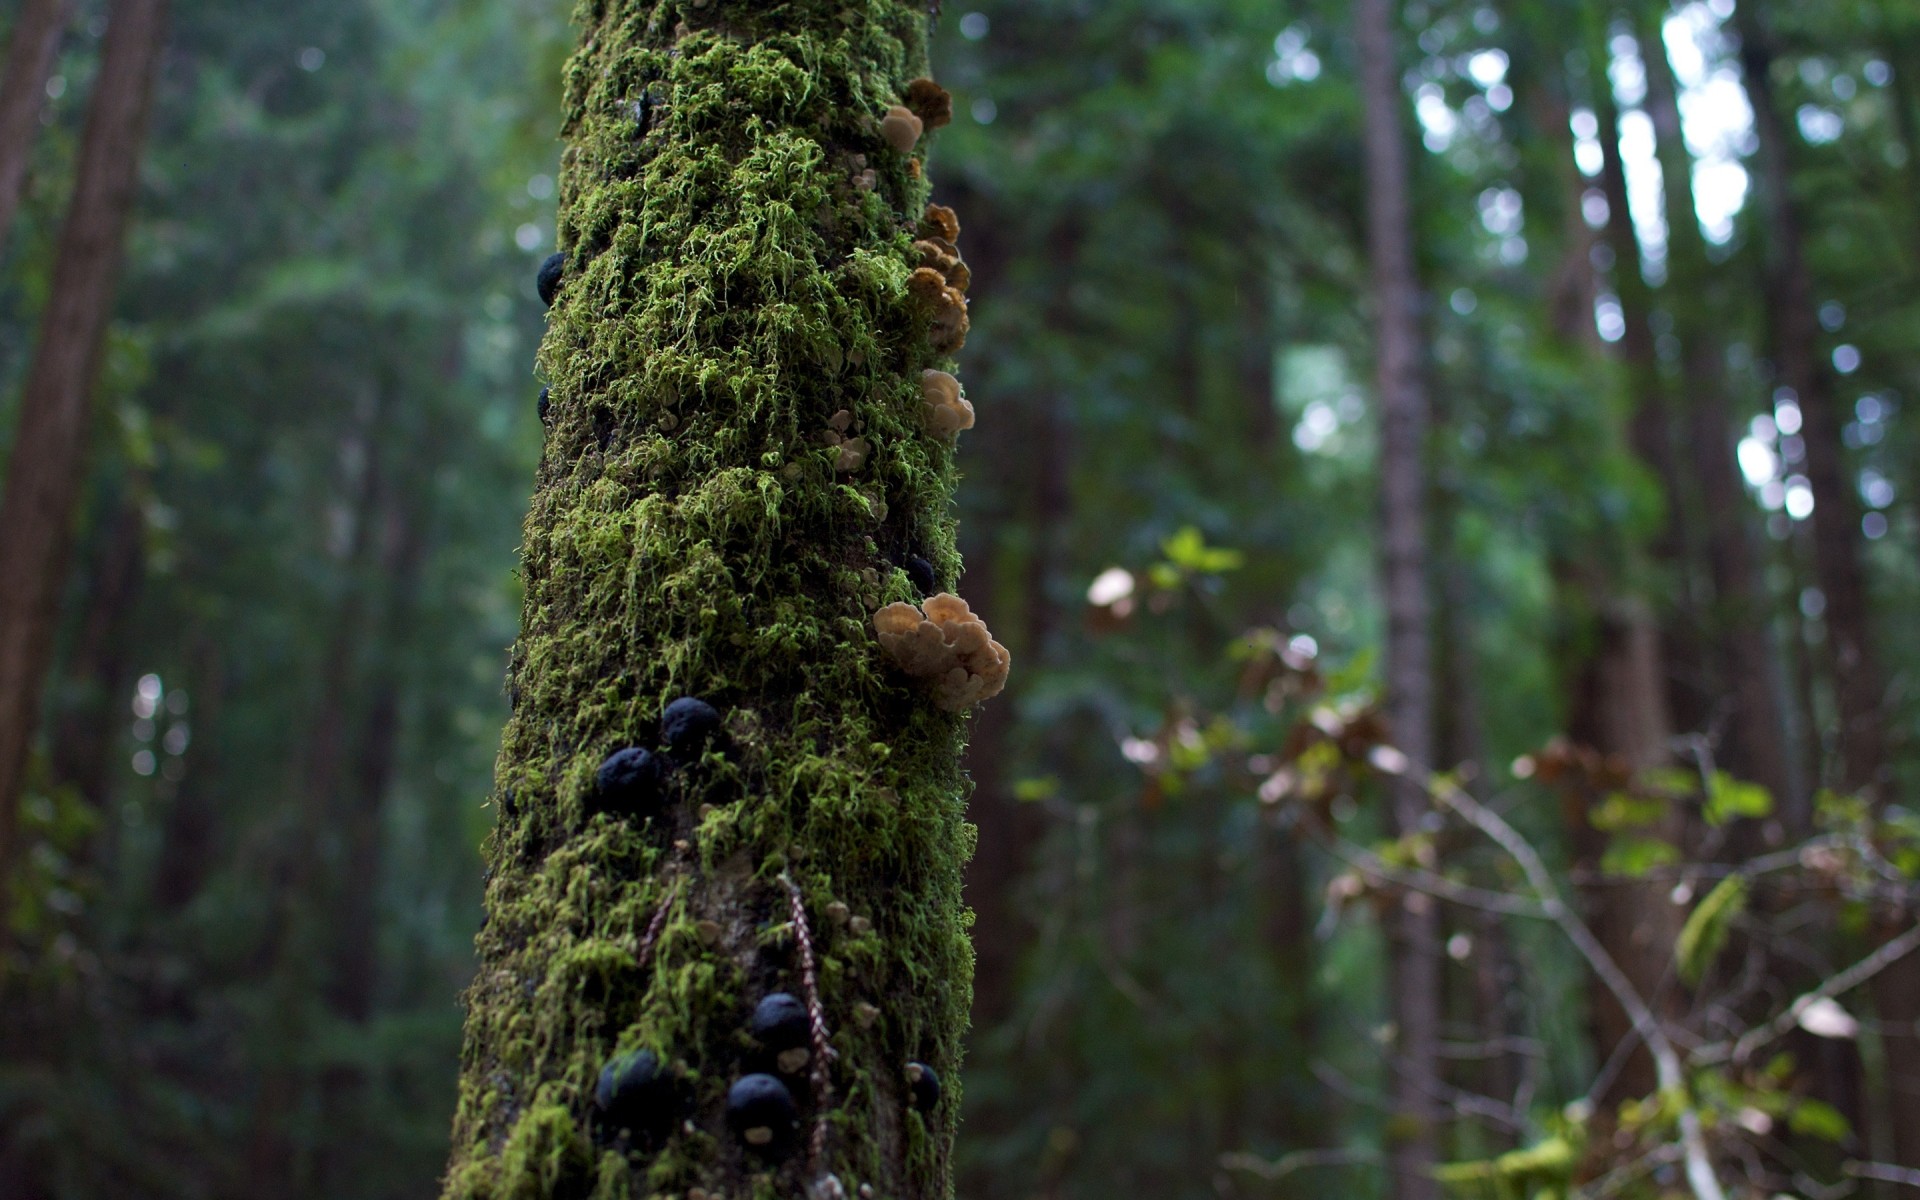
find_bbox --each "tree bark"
[1731,10,1918,1170]
[1354,0,1442,1194]
[0,0,167,926]
[0,0,70,254]
[443,8,981,1198]
[1637,17,1798,814]
[1733,8,1887,809]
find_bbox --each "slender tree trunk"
[444,8,983,1197]
[1562,596,1686,1105]
[0,0,69,254]
[1590,30,1711,745]
[0,0,167,928]
[1354,0,1442,1194]
[1638,17,1798,813]
[1734,10,1886,808]
[1730,10,1919,1169]
[49,494,143,821]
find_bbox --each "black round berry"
[536,252,565,307]
[726,1073,798,1153]
[660,696,722,760]
[595,1049,678,1140]
[750,992,810,1051]
[593,747,665,817]
[906,1061,940,1113]
[904,555,937,597]
[538,387,551,425]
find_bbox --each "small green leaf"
[1676,876,1747,985]
[1012,777,1059,803]
[1591,792,1669,833]
[1602,836,1681,877]
[1705,772,1773,826]
[1786,1098,1851,1143]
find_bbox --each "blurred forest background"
[0,0,1917,1198]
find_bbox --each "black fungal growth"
[594,1049,679,1141]
[750,992,810,1051]
[726,1073,798,1153]
[905,555,937,597]
[538,387,550,425]
[906,1061,941,1114]
[593,747,665,818]
[536,252,565,307]
[660,696,722,760]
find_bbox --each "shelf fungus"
[908,219,971,353]
[873,593,1010,711]
[921,370,974,438]
[903,78,953,130]
[879,105,924,154]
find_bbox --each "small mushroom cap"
[595,1049,678,1138]
[879,105,924,154]
[904,78,953,129]
[834,435,872,472]
[536,252,566,307]
[906,1061,942,1113]
[726,1073,799,1151]
[660,697,722,759]
[593,747,665,816]
[750,992,811,1051]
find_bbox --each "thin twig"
[1220,1147,1382,1181]
[635,878,680,971]
[1383,754,1726,1200]
[1697,921,1920,1067]
[781,873,835,1174]
[1314,823,1550,918]
[1847,1160,1920,1189]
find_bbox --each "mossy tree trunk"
[444,4,986,1199]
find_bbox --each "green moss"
[444,4,976,1199]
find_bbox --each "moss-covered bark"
[442,4,985,1198]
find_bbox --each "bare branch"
[1220,1148,1382,1181]
[1697,920,1920,1067]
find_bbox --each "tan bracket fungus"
[920,369,973,437]
[873,594,1010,711]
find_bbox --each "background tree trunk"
[1354,0,1442,1194]
[442,7,978,1197]
[0,0,167,929]
[0,0,70,255]
[1637,15,1798,816]
[1730,9,1919,1171]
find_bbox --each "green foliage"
[1674,875,1747,986]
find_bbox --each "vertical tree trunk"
[1733,9,1886,808]
[1562,599,1686,1106]
[0,0,167,925]
[1354,0,1442,1194]
[1590,25,1711,746]
[443,8,984,1198]
[1731,10,1919,1169]
[0,0,70,254]
[1637,16,1798,813]
[49,495,144,822]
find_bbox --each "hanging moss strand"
[442,3,975,1198]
